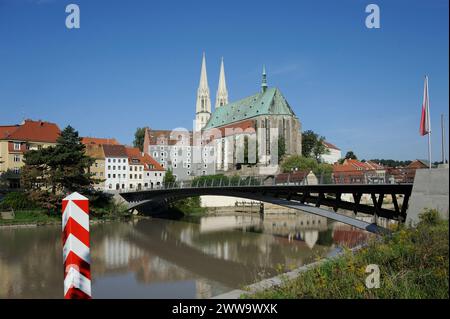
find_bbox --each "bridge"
[119,174,413,234]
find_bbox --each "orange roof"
[82,137,119,145]
[0,120,60,143]
[142,153,164,171]
[0,125,19,139]
[125,146,164,171]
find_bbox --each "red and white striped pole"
[62,192,92,299]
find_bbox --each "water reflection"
[0,212,370,299]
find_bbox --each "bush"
[0,192,37,210]
[418,208,441,225]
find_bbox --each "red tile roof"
[142,153,164,171]
[125,146,164,171]
[0,120,60,143]
[82,137,119,145]
[0,125,19,139]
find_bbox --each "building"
[125,147,166,190]
[103,144,129,191]
[320,141,341,164]
[143,53,302,180]
[333,159,387,184]
[0,119,61,188]
[143,128,215,180]
[204,66,302,172]
[82,136,120,190]
[84,143,106,189]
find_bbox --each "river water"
[0,211,370,299]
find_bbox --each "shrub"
[0,192,37,210]
[418,208,441,225]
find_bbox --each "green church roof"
[205,87,297,129]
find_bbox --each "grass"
[0,209,60,225]
[244,209,449,299]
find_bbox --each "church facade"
[143,53,302,180]
[197,57,302,172]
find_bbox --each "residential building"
[333,159,387,184]
[0,119,61,188]
[321,141,341,164]
[103,144,129,191]
[84,143,106,189]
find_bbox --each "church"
[196,53,302,172]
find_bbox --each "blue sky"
[0,0,448,161]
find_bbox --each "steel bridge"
[119,176,413,234]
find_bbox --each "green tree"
[281,155,318,173]
[133,127,146,152]
[278,136,286,162]
[301,130,328,161]
[163,169,176,187]
[21,126,95,212]
[344,151,357,160]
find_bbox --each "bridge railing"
[119,168,418,193]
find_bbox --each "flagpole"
[442,114,447,164]
[426,76,432,169]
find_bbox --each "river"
[0,211,370,298]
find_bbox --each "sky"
[0,0,448,161]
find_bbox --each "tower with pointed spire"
[215,57,229,108]
[195,52,212,131]
[261,65,268,92]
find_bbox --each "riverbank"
[242,209,448,299]
[0,209,137,228]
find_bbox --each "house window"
[108,165,111,170]
[13,167,20,174]
[123,166,126,170]
[173,163,177,168]
[13,155,20,162]
[139,174,142,179]
[108,174,111,178]
[202,170,206,175]
[113,166,116,170]
[153,152,158,157]
[113,174,116,178]
[109,184,112,189]
[113,159,116,163]
[13,143,21,150]
[108,159,111,163]
[123,174,126,178]
[187,171,191,175]
[130,174,132,179]
[100,172,103,177]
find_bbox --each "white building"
[321,141,341,164]
[103,144,129,191]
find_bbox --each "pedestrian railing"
[119,168,418,193]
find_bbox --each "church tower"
[195,52,211,131]
[215,57,228,108]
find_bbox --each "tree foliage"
[280,155,333,181]
[301,130,328,162]
[344,151,357,160]
[133,127,146,152]
[20,126,95,212]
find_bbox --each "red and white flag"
[420,76,430,136]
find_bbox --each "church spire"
[215,57,229,108]
[261,64,268,93]
[195,52,211,131]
